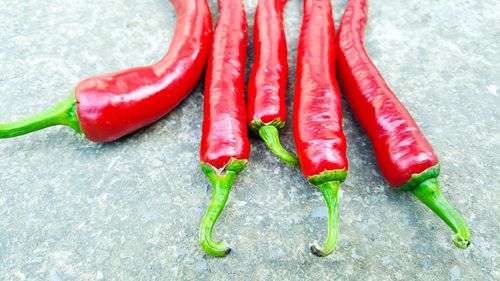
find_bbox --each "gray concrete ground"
[1,0,499,280]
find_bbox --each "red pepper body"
[336,0,438,187]
[200,0,250,168]
[294,0,348,179]
[75,0,212,142]
[247,0,288,125]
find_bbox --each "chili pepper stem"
[310,181,340,257]
[0,94,83,138]
[258,125,299,166]
[411,178,471,249]
[199,169,237,257]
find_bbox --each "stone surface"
[1,0,499,280]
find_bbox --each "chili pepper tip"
[411,178,471,249]
[0,94,83,139]
[310,181,340,257]
[258,125,299,166]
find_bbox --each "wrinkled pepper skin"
[247,0,288,125]
[294,0,348,179]
[336,0,470,249]
[247,0,298,166]
[198,0,250,257]
[293,0,348,257]
[0,0,212,143]
[200,0,250,168]
[76,0,212,142]
[336,0,437,187]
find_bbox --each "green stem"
[411,178,471,249]
[310,181,340,257]
[199,160,247,257]
[0,94,83,138]
[258,125,299,166]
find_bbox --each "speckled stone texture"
[0,0,499,280]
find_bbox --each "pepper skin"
[0,0,212,142]
[336,0,470,249]
[247,0,298,166]
[294,0,348,257]
[198,0,250,257]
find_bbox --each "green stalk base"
[310,181,340,257]
[307,169,346,257]
[198,159,247,257]
[258,125,299,166]
[411,177,471,249]
[0,92,83,138]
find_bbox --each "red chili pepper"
[0,0,212,143]
[294,0,348,257]
[247,0,298,166]
[336,0,470,248]
[198,0,250,257]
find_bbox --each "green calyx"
[308,168,347,186]
[198,159,247,257]
[310,180,341,257]
[249,118,285,133]
[0,92,84,139]
[400,165,441,191]
[401,165,471,249]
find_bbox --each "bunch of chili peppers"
[0,0,470,257]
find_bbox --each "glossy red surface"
[293,0,348,179]
[247,0,288,125]
[336,0,438,187]
[199,0,250,169]
[75,0,212,142]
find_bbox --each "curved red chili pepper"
[336,0,470,249]
[294,0,348,257]
[198,0,250,257]
[0,0,212,143]
[247,0,298,166]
